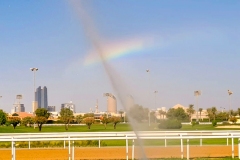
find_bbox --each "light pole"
[146,69,150,126]
[194,90,201,122]
[30,68,38,113]
[154,91,158,123]
[154,91,158,109]
[228,90,233,116]
[220,107,225,113]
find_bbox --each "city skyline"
[1,1,240,113]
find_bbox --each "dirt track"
[0,145,238,159]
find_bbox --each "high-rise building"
[61,101,75,113]
[35,86,48,109]
[104,93,117,114]
[12,104,25,113]
[47,106,56,112]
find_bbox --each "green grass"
[1,123,240,159]
[1,123,240,147]
[182,124,240,130]
[0,123,133,133]
[3,123,240,133]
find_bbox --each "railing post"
[187,139,189,160]
[165,132,167,147]
[227,132,229,146]
[14,141,16,160]
[11,137,14,160]
[132,139,134,160]
[200,132,202,146]
[232,135,234,158]
[180,134,183,159]
[68,136,71,160]
[126,135,128,160]
[64,140,66,149]
[238,138,240,159]
[28,139,30,149]
[99,137,100,148]
[72,141,74,160]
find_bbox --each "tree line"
[0,108,122,131]
[125,104,240,124]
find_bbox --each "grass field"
[1,123,240,159]
[1,123,240,147]
[0,123,133,133]
[2,122,238,133]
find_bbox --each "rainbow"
[83,37,154,66]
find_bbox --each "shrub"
[229,116,237,124]
[46,120,54,124]
[5,121,10,126]
[215,119,223,122]
[222,121,230,125]
[212,120,217,126]
[202,118,209,122]
[12,113,19,116]
[191,121,199,127]
[192,119,196,122]
[158,119,182,129]
[55,120,63,124]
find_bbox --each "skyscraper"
[61,101,75,113]
[41,86,48,109]
[12,104,25,113]
[35,86,48,109]
[104,93,117,114]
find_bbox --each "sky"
[0,0,240,113]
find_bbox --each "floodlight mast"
[146,69,150,127]
[194,90,201,122]
[228,90,233,116]
[30,68,38,113]
[220,107,225,113]
[154,91,158,123]
[154,91,158,109]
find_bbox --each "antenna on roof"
[95,99,99,113]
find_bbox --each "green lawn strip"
[1,124,240,148]
[0,123,132,133]
[182,124,240,130]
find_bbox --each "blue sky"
[0,0,240,113]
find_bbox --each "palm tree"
[211,107,217,120]
[187,104,195,122]
[118,110,124,121]
[199,108,203,121]
[162,111,166,119]
[206,108,213,122]
[158,110,164,119]
[237,108,240,116]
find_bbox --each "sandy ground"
[0,145,239,160]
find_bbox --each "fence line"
[1,131,240,160]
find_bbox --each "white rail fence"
[1,131,240,160]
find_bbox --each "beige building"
[172,104,208,121]
[32,101,38,113]
[104,93,117,114]
[172,104,187,112]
